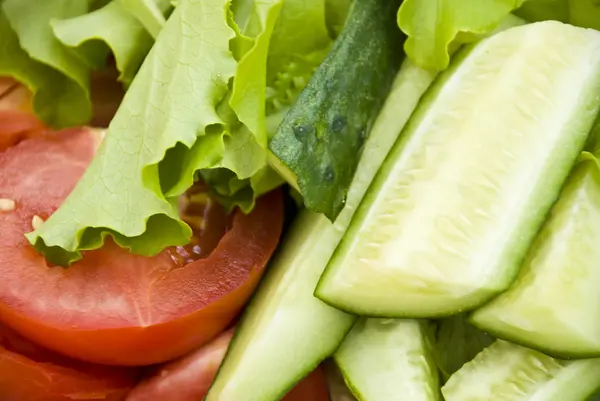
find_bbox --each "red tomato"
[0,128,284,366]
[126,329,330,401]
[0,321,137,401]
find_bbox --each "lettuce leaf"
[1,0,94,127]
[0,9,89,128]
[398,0,600,71]
[121,0,173,38]
[516,0,600,30]
[51,0,157,86]
[27,0,286,265]
[397,0,525,71]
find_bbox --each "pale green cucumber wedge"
[335,319,440,401]
[316,21,600,317]
[442,340,600,401]
[205,60,438,401]
[471,153,600,358]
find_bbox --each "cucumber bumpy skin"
[316,21,600,318]
[269,0,404,221]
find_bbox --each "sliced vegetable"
[335,319,440,401]
[471,153,600,358]
[126,328,329,401]
[442,340,600,401]
[206,58,438,401]
[0,322,137,401]
[316,21,600,317]
[27,0,284,266]
[269,0,404,220]
[434,315,494,382]
[0,127,283,366]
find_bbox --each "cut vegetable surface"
[0,127,283,366]
[316,21,600,317]
[471,153,600,358]
[0,322,137,401]
[442,340,600,401]
[269,0,404,220]
[206,59,438,401]
[335,318,440,401]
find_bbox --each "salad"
[3,0,600,400]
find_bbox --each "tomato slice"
[0,128,284,366]
[126,329,330,401]
[0,321,137,401]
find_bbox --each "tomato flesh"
[0,322,137,401]
[0,128,284,366]
[126,328,330,401]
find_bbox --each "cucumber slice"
[205,60,438,401]
[471,154,600,358]
[335,319,440,401]
[316,21,600,317]
[442,340,600,401]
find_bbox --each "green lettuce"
[27,0,288,265]
[0,8,88,127]
[0,0,168,127]
[397,0,525,71]
[1,0,94,127]
[398,0,600,71]
[121,0,173,38]
[51,0,157,86]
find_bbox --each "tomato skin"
[0,322,138,401]
[126,329,330,401]
[0,129,284,366]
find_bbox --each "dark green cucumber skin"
[269,0,404,221]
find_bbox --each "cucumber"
[442,340,600,401]
[205,60,438,401]
[315,21,600,317]
[269,0,404,221]
[334,319,440,401]
[471,153,600,358]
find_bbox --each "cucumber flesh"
[316,21,600,317]
[335,319,440,401]
[471,154,600,358]
[205,60,438,401]
[442,340,600,401]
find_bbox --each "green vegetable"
[0,0,168,127]
[397,0,525,71]
[398,0,600,71]
[0,8,87,128]
[442,340,600,401]
[269,0,404,221]
[51,0,157,86]
[434,315,494,382]
[471,152,600,358]
[517,0,600,30]
[205,58,438,401]
[335,319,441,401]
[315,21,600,317]
[1,0,94,127]
[26,0,285,265]
[121,0,172,38]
